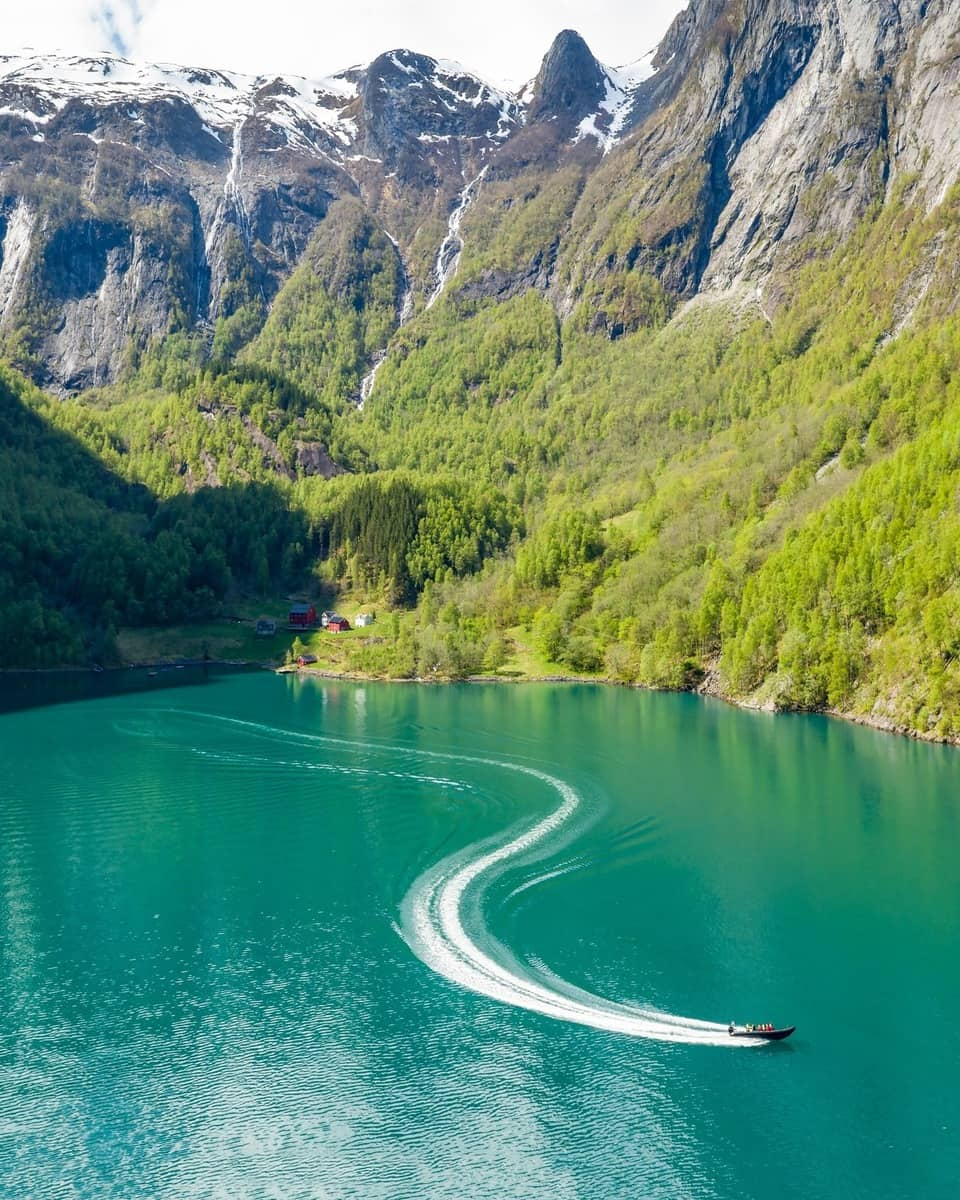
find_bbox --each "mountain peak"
[527,29,606,126]
[357,49,520,166]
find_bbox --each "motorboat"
[728,1022,795,1041]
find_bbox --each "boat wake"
[399,757,760,1046]
[153,711,762,1046]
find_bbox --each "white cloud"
[3,3,102,57]
[3,1,688,85]
[93,1,149,56]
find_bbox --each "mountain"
[3,4,960,391]
[4,2,960,739]
[0,32,661,391]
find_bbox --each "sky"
[2,1,688,86]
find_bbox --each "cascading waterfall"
[359,350,387,408]
[165,711,762,1047]
[225,119,252,251]
[358,232,413,409]
[204,117,252,266]
[425,166,488,311]
[359,169,485,407]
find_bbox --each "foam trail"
[162,711,762,1046]
[401,761,757,1045]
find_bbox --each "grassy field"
[115,609,386,672]
[486,626,603,681]
[115,619,296,666]
[113,612,603,683]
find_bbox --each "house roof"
[289,603,314,614]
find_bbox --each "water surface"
[1,673,957,1198]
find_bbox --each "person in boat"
[729,1022,735,1035]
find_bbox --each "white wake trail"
[163,711,761,1046]
[400,759,756,1045]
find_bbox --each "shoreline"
[3,657,955,750]
[281,663,960,750]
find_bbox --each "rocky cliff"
[1,1,959,391]
[561,0,960,321]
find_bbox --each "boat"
[728,1023,795,1040]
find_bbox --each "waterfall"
[225,120,252,251]
[359,350,387,410]
[425,166,487,311]
[204,117,252,262]
[357,232,413,409]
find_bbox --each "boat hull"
[731,1026,795,1041]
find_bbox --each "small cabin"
[320,610,334,627]
[327,616,350,633]
[289,603,317,628]
[355,613,374,628]
[256,618,277,637]
[296,653,318,667]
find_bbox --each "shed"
[289,603,317,628]
[296,654,318,667]
[327,616,350,633]
[256,618,277,637]
[355,613,374,628]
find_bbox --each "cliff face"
[561,0,960,319]
[1,2,959,390]
[697,0,960,299]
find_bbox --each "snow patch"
[0,51,359,156]
[573,51,657,153]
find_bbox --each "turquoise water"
[1,671,958,1198]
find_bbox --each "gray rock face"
[39,219,173,391]
[359,50,519,169]
[2,3,960,391]
[0,51,516,389]
[560,0,960,318]
[527,31,608,130]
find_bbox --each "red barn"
[289,603,317,628]
[327,617,350,633]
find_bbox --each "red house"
[289,603,317,628]
[327,616,350,633]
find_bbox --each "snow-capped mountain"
[0,33,649,390]
[3,4,960,394]
[0,52,359,148]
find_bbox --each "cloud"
[92,2,149,57]
[3,3,102,57]
[4,1,687,85]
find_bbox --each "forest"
[4,176,960,738]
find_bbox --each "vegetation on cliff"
[3,82,960,740]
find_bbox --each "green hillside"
[4,159,960,739]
